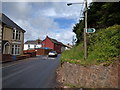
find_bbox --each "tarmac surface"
[2,55,60,88]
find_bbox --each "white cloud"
[2,0,89,2]
[2,2,84,44]
[2,2,33,20]
[38,2,83,20]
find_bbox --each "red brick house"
[41,36,64,54]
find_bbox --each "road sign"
[86,28,95,33]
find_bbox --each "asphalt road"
[2,55,60,88]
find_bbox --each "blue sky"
[2,0,91,44]
[54,18,76,29]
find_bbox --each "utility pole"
[84,0,87,59]
[67,1,87,59]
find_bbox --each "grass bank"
[61,25,120,65]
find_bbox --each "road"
[2,55,60,88]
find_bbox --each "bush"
[88,25,120,63]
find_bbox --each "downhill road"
[2,55,60,88]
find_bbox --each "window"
[34,45,36,49]
[16,31,18,40]
[28,44,30,49]
[12,45,20,55]
[12,30,15,39]
[12,28,21,40]
[18,31,21,40]
[12,45,14,54]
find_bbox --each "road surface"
[2,55,60,88]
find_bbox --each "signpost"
[86,28,96,33]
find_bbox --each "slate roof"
[47,36,64,46]
[25,39,42,44]
[0,13,25,32]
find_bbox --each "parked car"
[48,51,57,57]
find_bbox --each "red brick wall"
[35,49,44,55]
[2,54,12,62]
[41,37,62,54]
[54,44,61,54]
[23,49,52,55]
[41,37,54,49]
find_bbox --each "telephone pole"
[67,0,87,59]
[84,0,87,59]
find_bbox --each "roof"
[64,44,73,48]
[47,36,64,45]
[0,13,25,32]
[25,39,42,44]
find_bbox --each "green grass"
[61,25,120,65]
[61,43,84,64]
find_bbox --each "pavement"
[2,55,60,88]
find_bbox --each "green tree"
[73,2,120,44]
[73,20,84,43]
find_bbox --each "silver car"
[48,51,57,57]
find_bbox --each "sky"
[1,0,92,45]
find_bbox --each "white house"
[64,44,73,50]
[24,39,42,50]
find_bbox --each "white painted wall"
[24,44,42,50]
[24,44,28,50]
[36,45,42,48]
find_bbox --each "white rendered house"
[24,39,42,50]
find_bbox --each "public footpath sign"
[86,28,96,33]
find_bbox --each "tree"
[73,2,120,44]
[73,20,84,43]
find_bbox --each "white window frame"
[12,28,21,40]
[12,45,21,55]
[12,29,16,40]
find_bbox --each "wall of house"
[3,26,12,42]
[24,44,42,50]
[3,26,12,54]
[24,44,34,50]
[54,44,61,54]
[36,44,41,48]
[41,37,54,49]
[3,26,24,55]
[20,31,24,55]
[24,44,28,50]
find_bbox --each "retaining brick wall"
[2,54,12,62]
[56,61,120,88]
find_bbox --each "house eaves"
[0,13,26,32]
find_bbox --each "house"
[64,43,72,50]
[41,36,64,54]
[24,39,42,50]
[0,13,25,55]
[24,39,51,56]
